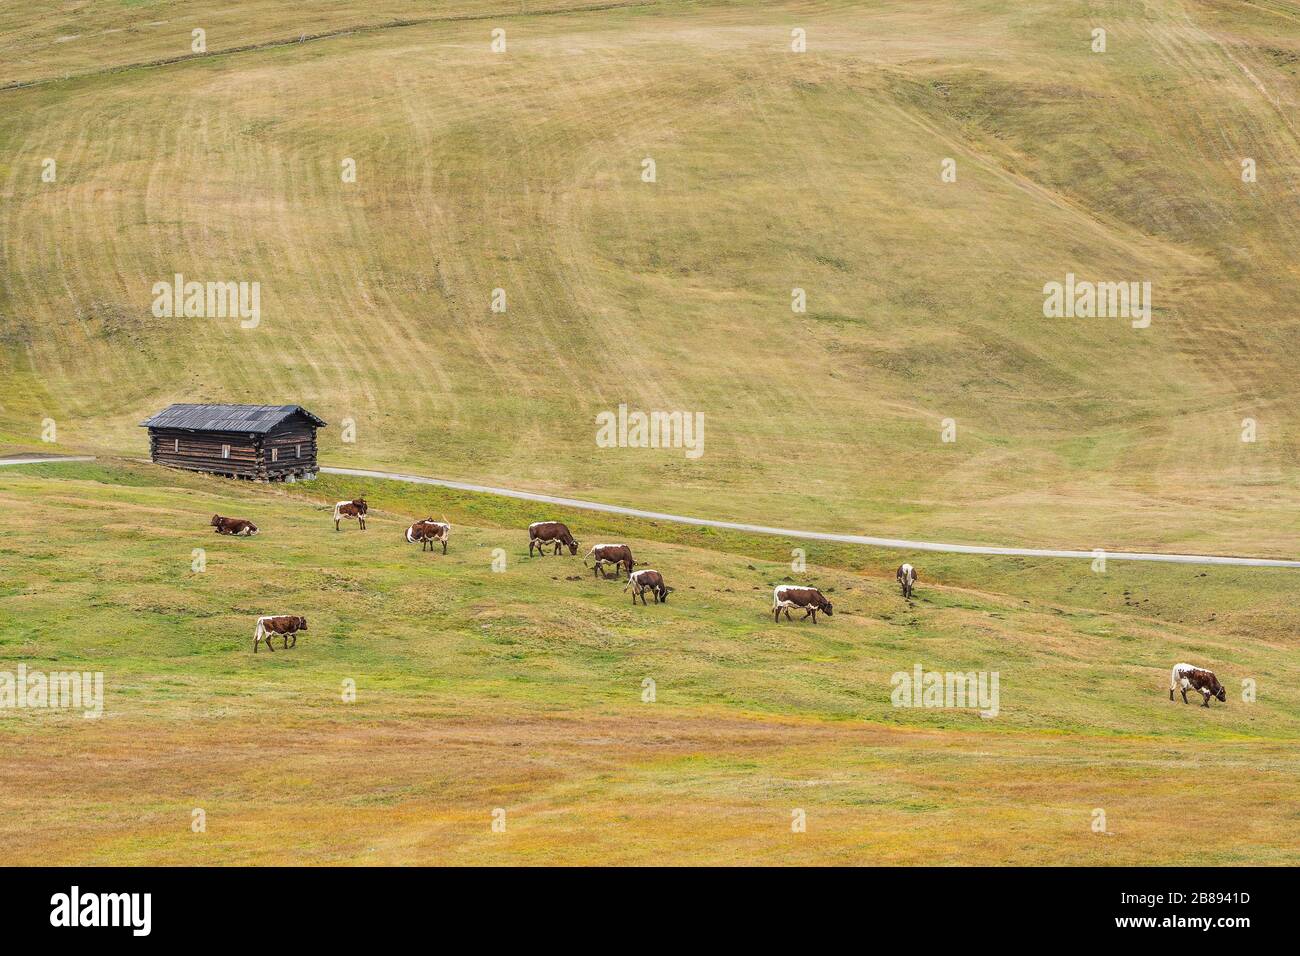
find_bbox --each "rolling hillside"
[1,2,1297,547]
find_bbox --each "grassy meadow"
[0,0,1297,866]
[1,0,1298,554]
[0,460,1296,864]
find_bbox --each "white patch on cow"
[773,584,817,606]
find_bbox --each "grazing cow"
[405,518,451,554]
[584,543,636,578]
[333,498,368,532]
[624,568,670,604]
[253,615,308,653]
[772,584,833,623]
[1170,663,1227,707]
[211,514,258,536]
[896,563,917,599]
[528,521,579,556]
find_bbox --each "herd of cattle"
[213,497,1232,704]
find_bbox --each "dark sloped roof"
[139,404,327,433]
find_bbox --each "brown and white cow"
[772,584,833,623]
[254,615,308,653]
[211,514,258,536]
[333,498,368,531]
[584,543,635,578]
[406,518,450,554]
[624,568,670,604]
[1170,663,1227,707]
[896,563,917,599]
[528,521,579,556]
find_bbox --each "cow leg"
[335,519,340,531]
[442,539,447,555]
[264,634,274,652]
[1181,687,1189,704]
[360,517,366,530]
[288,632,297,649]
[1169,688,1175,701]
[529,540,536,557]
[1202,691,1211,707]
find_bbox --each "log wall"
[148,424,319,480]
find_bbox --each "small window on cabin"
[222,444,231,459]
[295,444,301,459]
[173,438,179,453]
[271,447,279,463]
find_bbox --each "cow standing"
[896,563,917,599]
[333,498,368,531]
[254,615,308,653]
[211,514,258,536]
[584,543,636,578]
[528,521,579,556]
[625,569,670,604]
[772,585,833,623]
[1170,663,1227,707]
[406,518,451,554]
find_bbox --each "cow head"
[297,617,308,630]
[354,498,368,514]
[568,539,580,556]
[211,514,222,527]
[1214,680,1226,703]
[821,599,834,616]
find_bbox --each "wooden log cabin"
[140,404,326,481]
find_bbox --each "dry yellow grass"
[1,0,1297,554]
